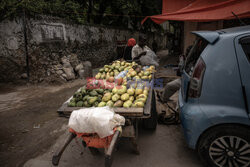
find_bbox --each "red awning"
[142,0,250,24]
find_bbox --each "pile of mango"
[95,60,155,82]
[68,60,155,108]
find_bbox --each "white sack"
[68,107,125,138]
[140,50,159,67]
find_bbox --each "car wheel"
[197,125,250,167]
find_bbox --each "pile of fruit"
[95,60,155,82]
[68,60,155,108]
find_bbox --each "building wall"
[183,21,223,54]
[0,15,166,82]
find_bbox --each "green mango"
[89,90,98,96]
[80,87,87,95]
[99,68,104,72]
[136,94,147,100]
[102,92,112,102]
[75,93,82,101]
[119,66,124,72]
[123,100,132,108]
[68,101,76,107]
[117,85,127,95]
[98,102,106,107]
[76,101,84,107]
[88,96,98,105]
[83,95,90,101]
[96,89,104,94]
[113,100,123,107]
[134,101,144,108]
[121,93,130,101]
[112,87,118,94]
[74,92,82,98]
[83,101,91,107]
[70,98,76,103]
[135,98,147,103]
[127,88,135,96]
[129,96,134,102]
[106,100,114,107]
[112,94,120,102]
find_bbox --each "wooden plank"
[143,86,152,116]
[58,108,143,117]
[58,101,144,117]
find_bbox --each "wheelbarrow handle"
[105,130,120,167]
[52,132,76,166]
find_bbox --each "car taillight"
[188,58,206,98]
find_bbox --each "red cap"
[127,38,136,47]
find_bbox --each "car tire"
[197,124,250,167]
[143,90,157,130]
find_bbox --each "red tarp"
[142,0,250,24]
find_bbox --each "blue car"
[179,26,250,167]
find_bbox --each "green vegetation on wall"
[0,0,162,31]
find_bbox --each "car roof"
[192,25,250,44]
[218,25,250,36]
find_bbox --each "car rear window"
[184,38,208,76]
[240,36,250,63]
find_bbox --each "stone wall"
[0,15,167,83]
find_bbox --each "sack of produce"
[68,107,125,138]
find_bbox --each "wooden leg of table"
[130,137,140,155]
[130,119,140,154]
[52,132,76,166]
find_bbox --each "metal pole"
[22,9,30,81]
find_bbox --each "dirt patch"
[0,80,84,167]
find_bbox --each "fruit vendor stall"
[53,60,157,167]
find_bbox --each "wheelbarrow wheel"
[143,90,157,130]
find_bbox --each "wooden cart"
[53,82,157,167]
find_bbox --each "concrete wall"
[183,21,223,53]
[0,15,166,83]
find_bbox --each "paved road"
[24,124,203,167]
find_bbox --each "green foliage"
[0,0,162,31]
